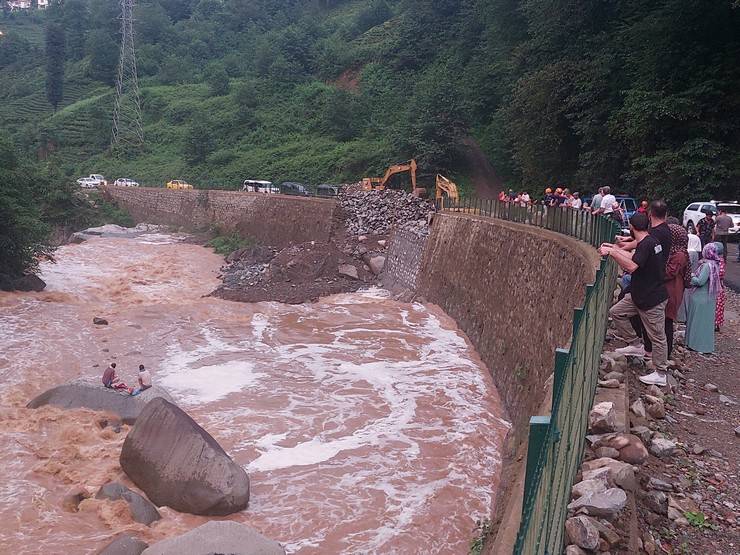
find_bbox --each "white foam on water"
[159,359,263,404]
[158,326,267,405]
[251,312,270,343]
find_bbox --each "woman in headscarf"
[663,224,690,356]
[684,242,722,353]
[714,242,726,331]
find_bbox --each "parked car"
[113,178,140,187]
[316,184,339,197]
[684,200,740,233]
[279,182,310,196]
[166,179,193,190]
[683,201,718,233]
[76,174,107,188]
[76,177,98,189]
[242,179,278,193]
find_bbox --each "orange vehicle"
[361,159,419,193]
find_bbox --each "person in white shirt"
[131,364,152,396]
[600,186,616,214]
[687,230,702,270]
[571,192,582,209]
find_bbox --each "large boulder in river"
[142,521,285,555]
[27,379,174,424]
[13,274,46,292]
[120,398,250,516]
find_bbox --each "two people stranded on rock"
[102,363,152,396]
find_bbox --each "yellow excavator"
[361,159,459,203]
[361,159,419,192]
[434,174,459,205]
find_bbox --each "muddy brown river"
[0,232,509,554]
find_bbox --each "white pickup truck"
[76,174,107,188]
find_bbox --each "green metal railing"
[439,197,620,555]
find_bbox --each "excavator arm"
[435,174,459,205]
[362,160,417,192]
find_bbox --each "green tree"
[86,29,118,84]
[184,117,215,164]
[44,22,65,110]
[0,135,51,279]
[204,63,230,96]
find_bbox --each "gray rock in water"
[141,520,284,555]
[95,482,161,525]
[120,398,249,516]
[14,274,46,292]
[93,317,109,325]
[27,380,174,425]
[98,534,148,555]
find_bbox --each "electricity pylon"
[111,0,143,152]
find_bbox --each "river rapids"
[0,231,509,554]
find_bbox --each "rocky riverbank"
[564,290,739,554]
[211,189,435,304]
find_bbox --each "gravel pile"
[221,262,270,288]
[397,218,431,239]
[339,190,435,236]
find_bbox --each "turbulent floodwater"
[0,232,510,554]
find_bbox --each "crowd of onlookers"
[596,200,728,388]
[497,186,643,228]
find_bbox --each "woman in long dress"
[685,243,722,354]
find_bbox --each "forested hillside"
[1,0,739,205]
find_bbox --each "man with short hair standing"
[592,187,604,214]
[715,209,733,260]
[697,211,716,249]
[600,186,616,215]
[600,212,669,386]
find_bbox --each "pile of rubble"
[338,190,435,237]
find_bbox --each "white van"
[242,180,277,193]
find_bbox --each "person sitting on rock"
[130,364,152,396]
[102,363,131,392]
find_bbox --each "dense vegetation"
[1,0,739,276]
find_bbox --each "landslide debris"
[212,189,434,304]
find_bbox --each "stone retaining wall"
[416,212,598,442]
[381,228,429,293]
[103,187,337,247]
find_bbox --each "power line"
[111,0,143,152]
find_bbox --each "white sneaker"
[615,344,646,357]
[639,371,667,386]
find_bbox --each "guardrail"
[439,197,620,554]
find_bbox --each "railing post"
[552,348,570,409]
[522,416,551,517]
